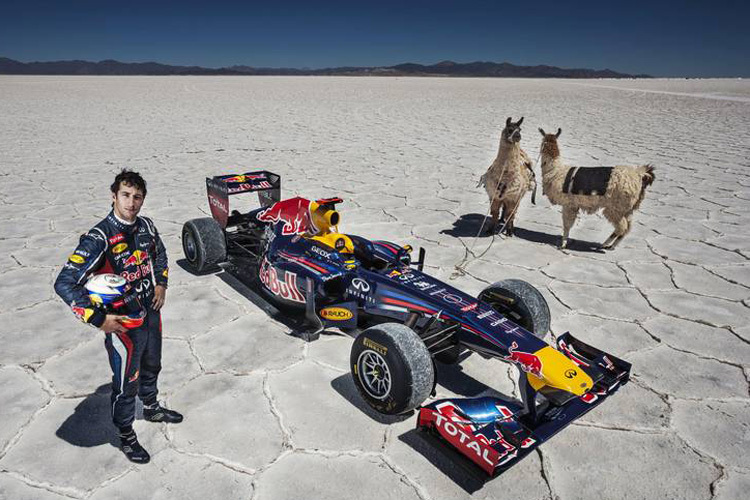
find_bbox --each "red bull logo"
[258,258,305,303]
[224,174,267,183]
[124,250,148,267]
[504,341,543,377]
[257,197,313,235]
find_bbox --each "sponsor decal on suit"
[112,243,128,254]
[68,254,85,264]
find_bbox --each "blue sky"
[1,0,748,77]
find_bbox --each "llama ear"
[517,117,524,126]
[506,117,512,127]
[556,128,562,138]
[539,128,546,136]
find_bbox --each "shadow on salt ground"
[398,429,489,493]
[512,227,605,253]
[56,384,120,448]
[394,364,526,492]
[334,358,523,491]
[330,374,411,425]
[442,214,605,252]
[177,258,339,341]
[440,213,492,237]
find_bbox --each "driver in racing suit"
[54,169,182,464]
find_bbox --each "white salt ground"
[0,76,748,499]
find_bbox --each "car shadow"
[56,384,119,448]
[175,258,222,277]
[330,374,412,425]
[435,359,518,403]
[397,428,489,492]
[211,264,344,341]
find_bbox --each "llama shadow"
[512,227,605,253]
[441,213,494,238]
[56,384,119,448]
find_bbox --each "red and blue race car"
[182,171,631,476]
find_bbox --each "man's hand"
[101,315,127,334]
[152,285,166,311]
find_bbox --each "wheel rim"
[357,349,392,400]
[183,230,197,262]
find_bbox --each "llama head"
[538,128,562,158]
[502,116,524,144]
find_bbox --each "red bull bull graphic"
[257,197,314,235]
[223,174,274,194]
[258,258,305,303]
[223,173,267,183]
[504,341,543,377]
[124,250,148,267]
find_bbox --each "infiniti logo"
[351,278,370,292]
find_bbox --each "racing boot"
[118,427,150,464]
[143,402,184,424]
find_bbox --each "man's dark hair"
[111,169,147,197]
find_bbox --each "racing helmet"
[85,274,146,329]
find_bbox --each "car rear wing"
[206,171,281,228]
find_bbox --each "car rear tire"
[478,279,550,339]
[350,323,434,415]
[182,218,227,273]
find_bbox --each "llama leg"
[503,200,516,236]
[609,215,633,249]
[601,231,618,248]
[560,206,578,249]
[487,197,501,234]
[603,213,629,250]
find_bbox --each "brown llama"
[479,117,536,235]
[538,128,655,250]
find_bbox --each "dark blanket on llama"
[562,167,613,196]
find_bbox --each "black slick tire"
[478,279,551,338]
[182,218,227,273]
[350,323,434,415]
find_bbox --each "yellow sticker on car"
[319,307,353,321]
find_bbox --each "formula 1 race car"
[182,171,631,476]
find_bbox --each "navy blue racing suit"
[54,210,169,429]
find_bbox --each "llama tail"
[642,164,655,188]
[634,164,655,210]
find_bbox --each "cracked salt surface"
[1,76,748,499]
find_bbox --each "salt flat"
[1,76,748,500]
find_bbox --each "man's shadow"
[442,214,604,253]
[56,384,119,448]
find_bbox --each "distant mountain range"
[0,57,650,78]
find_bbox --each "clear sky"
[1,0,748,77]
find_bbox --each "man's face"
[112,182,145,222]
